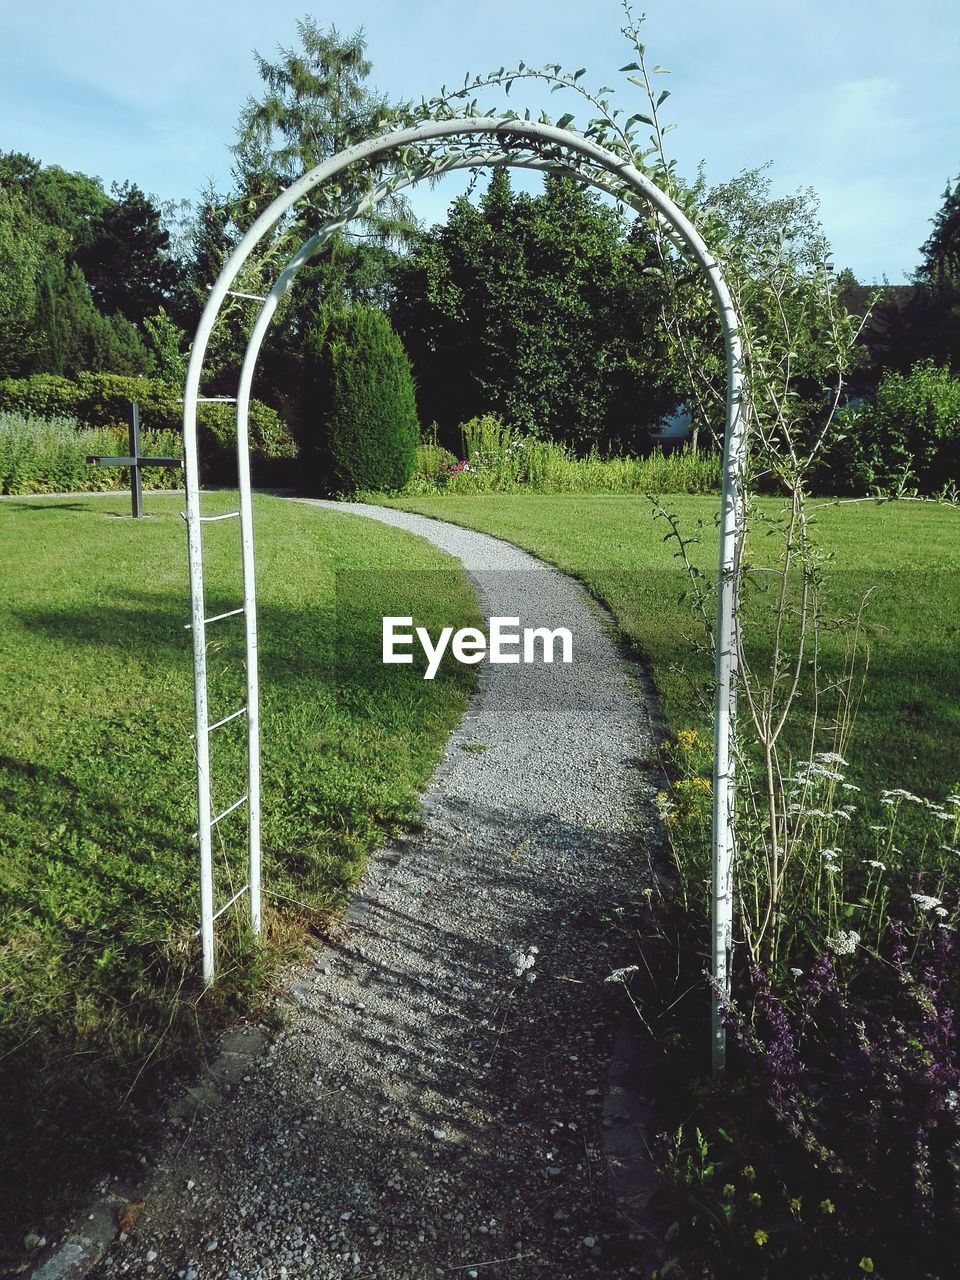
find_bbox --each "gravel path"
[90,501,662,1280]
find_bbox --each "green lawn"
[4,488,959,1254]
[383,492,960,819]
[0,492,478,1248]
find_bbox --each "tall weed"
[0,413,182,495]
[400,415,719,496]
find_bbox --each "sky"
[1,0,958,283]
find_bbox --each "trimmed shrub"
[0,373,297,485]
[301,306,419,495]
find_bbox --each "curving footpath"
[84,501,663,1280]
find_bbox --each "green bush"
[301,306,419,495]
[413,432,458,487]
[820,361,960,494]
[0,373,297,485]
[0,374,82,420]
[0,412,183,495]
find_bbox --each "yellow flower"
[748,1192,761,1207]
[789,1197,802,1216]
[753,1229,768,1247]
[859,1260,874,1274]
[742,1165,756,1183]
[722,1183,736,1198]
[820,1199,835,1215]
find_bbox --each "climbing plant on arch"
[182,116,746,1072]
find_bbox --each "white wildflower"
[946,1090,959,1112]
[805,763,845,783]
[789,968,804,977]
[881,788,925,805]
[510,946,538,977]
[815,752,849,767]
[862,859,886,871]
[604,965,639,984]
[820,849,841,860]
[911,894,943,913]
[869,824,885,832]
[935,907,949,919]
[826,930,860,956]
[842,783,862,793]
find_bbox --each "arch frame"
[183,118,745,1072]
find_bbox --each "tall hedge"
[301,306,419,495]
[0,372,297,485]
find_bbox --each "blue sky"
[1,0,957,282]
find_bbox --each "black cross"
[87,402,181,518]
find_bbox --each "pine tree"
[230,20,416,310]
[918,173,960,289]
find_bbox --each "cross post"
[86,401,181,517]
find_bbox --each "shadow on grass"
[0,586,474,1257]
[3,499,112,513]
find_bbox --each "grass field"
[0,492,478,1248]
[382,494,960,803]
[377,493,960,1274]
[384,491,960,959]
[4,487,959,1260]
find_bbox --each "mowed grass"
[382,494,960,810]
[0,493,478,1248]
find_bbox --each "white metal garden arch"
[182,118,745,1072]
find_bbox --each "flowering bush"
[649,723,960,1275]
[647,921,960,1277]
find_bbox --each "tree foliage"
[229,20,416,312]
[233,20,393,197]
[392,168,677,452]
[0,187,44,378]
[919,172,960,289]
[820,360,960,494]
[301,305,419,494]
[75,182,184,326]
[0,153,181,379]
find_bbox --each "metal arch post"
[182,331,215,984]
[235,361,261,939]
[234,235,332,940]
[712,307,745,1073]
[186,119,745,1068]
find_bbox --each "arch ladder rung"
[193,884,251,936]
